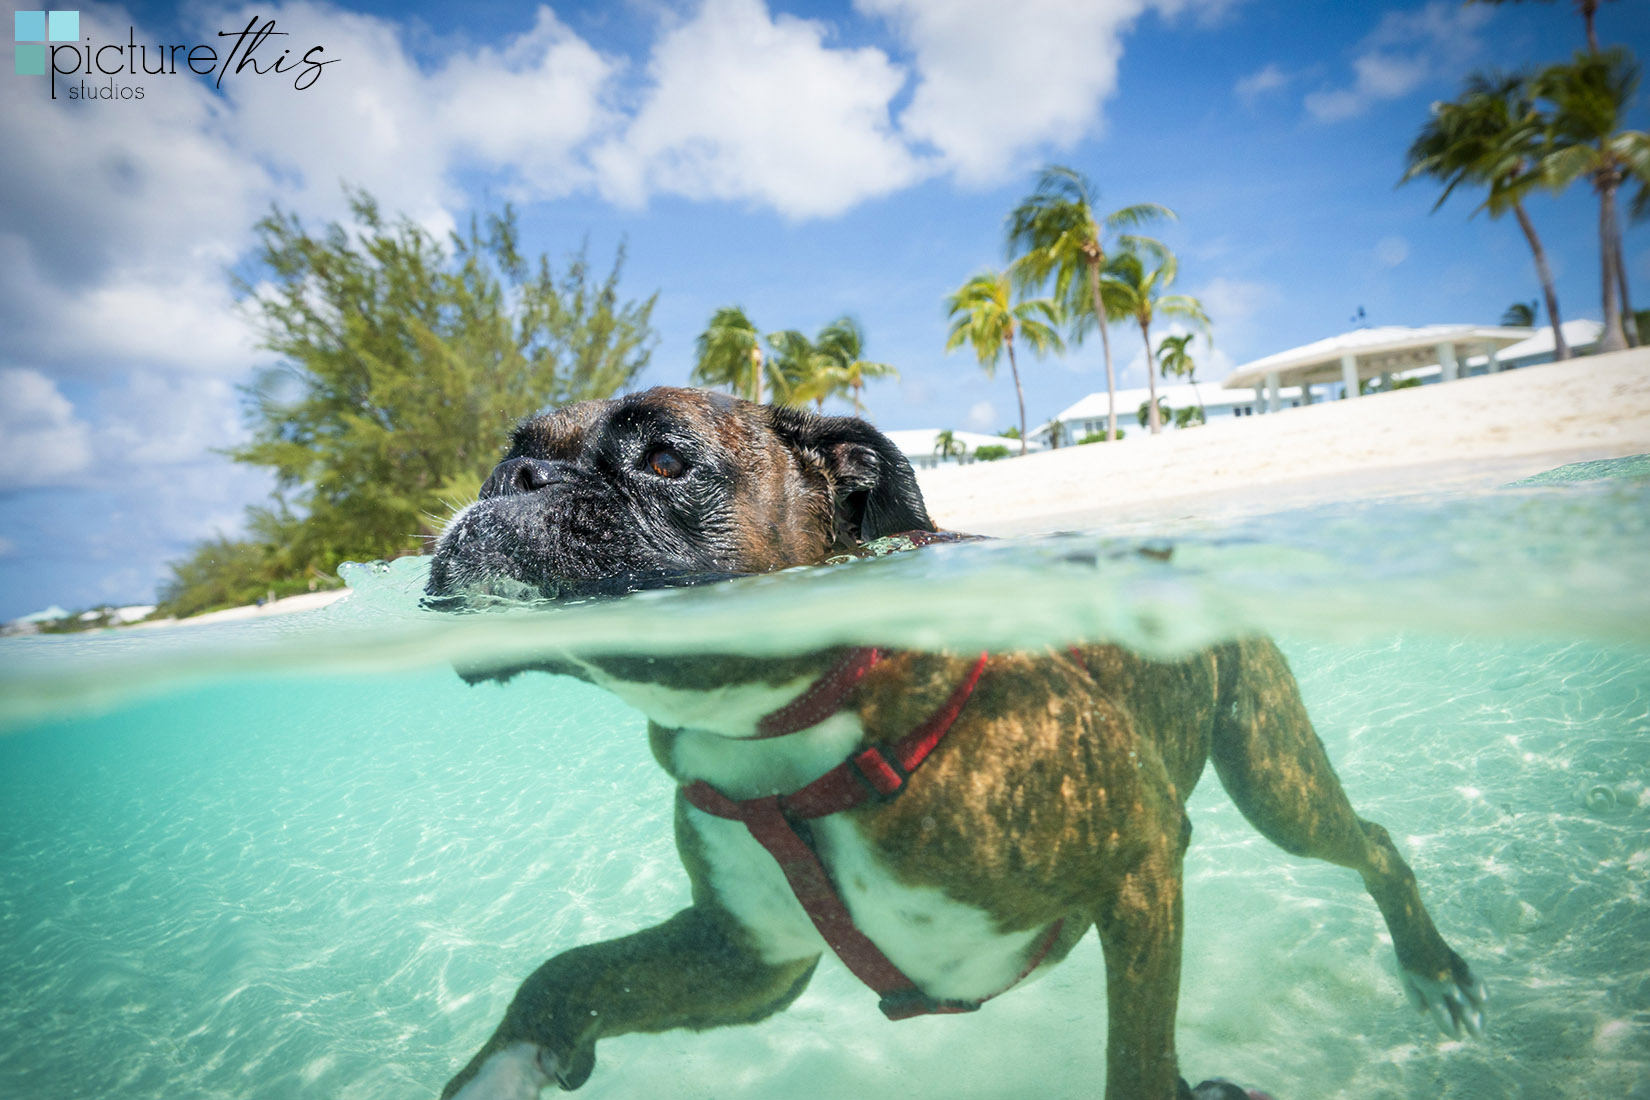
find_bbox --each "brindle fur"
[430,388,1478,1100]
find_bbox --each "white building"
[884,428,1038,468]
[1030,381,1269,446]
[1464,319,1603,372]
[1223,323,1538,410]
[919,320,1607,460]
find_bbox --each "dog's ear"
[768,407,935,543]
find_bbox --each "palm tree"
[1501,300,1539,326]
[1092,246,1209,434]
[1006,165,1173,441]
[1535,48,1650,350]
[810,316,897,420]
[1401,71,1571,359]
[943,270,1063,455]
[933,429,966,463]
[764,328,824,408]
[693,306,775,402]
[1156,332,1206,420]
[1468,0,1618,55]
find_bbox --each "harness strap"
[782,651,989,819]
[683,651,1061,1020]
[753,647,883,740]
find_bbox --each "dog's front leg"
[441,905,818,1098]
[1093,782,1191,1100]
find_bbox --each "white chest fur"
[580,662,1053,1004]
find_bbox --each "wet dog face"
[425,386,933,604]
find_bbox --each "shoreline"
[915,348,1650,534]
[139,348,1650,629]
[131,588,352,631]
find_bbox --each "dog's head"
[425,386,933,604]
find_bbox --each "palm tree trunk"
[1141,321,1161,434]
[852,380,863,419]
[1005,330,1027,456]
[1512,200,1570,361]
[1611,218,1638,347]
[1598,176,1628,352]
[752,347,764,404]
[1582,0,1600,53]
[1190,371,1205,420]
[1086,257,1117,441]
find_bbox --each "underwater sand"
[2,457,1648,1099]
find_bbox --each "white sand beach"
[136,588,350,630]
[917,347,1650,535]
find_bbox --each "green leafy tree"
[933,429,967,462]
[1535,48,1650,350]
[1502,299,1540,326]
[973,444,1011,461]
[226,189,657,583]
[1155,332,1206,421]
[1092,246,1209,434]
[693,306,779,403]
[1401,71,1571,359]
[943,270,1063,455]
[156,536,318,618]
[1006,165,1172,441]
[812,316,898,420]
[764,328,823,408]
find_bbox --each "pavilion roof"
[1223,324,1531,389]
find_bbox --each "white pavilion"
[1221,324,1534,411]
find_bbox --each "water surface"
[2,460,1647,1099]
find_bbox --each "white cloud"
[1304,1,1490,123]
[1186,276,1278,376]
[965,400,998,431]
[0,369,94,488]
[1196,276,1278,328]
[1234,63,1289,106]
[216,3,618,222]
[858,0,1237,184]
[1375,235,1410,268]
[94,371,246,467]
[860,0,1136,184]
[593,0,923,217]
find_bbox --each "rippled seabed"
[2,462,1648,1099]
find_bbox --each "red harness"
[681,648,1064,1021]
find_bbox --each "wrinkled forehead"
[504,388,757,463]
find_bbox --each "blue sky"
[1,0,1646,620]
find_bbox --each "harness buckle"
[850,744,908,800]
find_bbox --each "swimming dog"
[426,386,1484,1100]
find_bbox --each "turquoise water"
[3,461,1649,1099]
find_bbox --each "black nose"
[482,457,558,499]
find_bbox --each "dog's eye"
[646,447,686,479]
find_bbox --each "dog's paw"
[445,1042,553,1099]
[1401,954,1487,1039]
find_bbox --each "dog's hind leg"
[440,904,818,1098]
[1209,638,1485,1039]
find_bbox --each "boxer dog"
[426,386,1485,1100]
